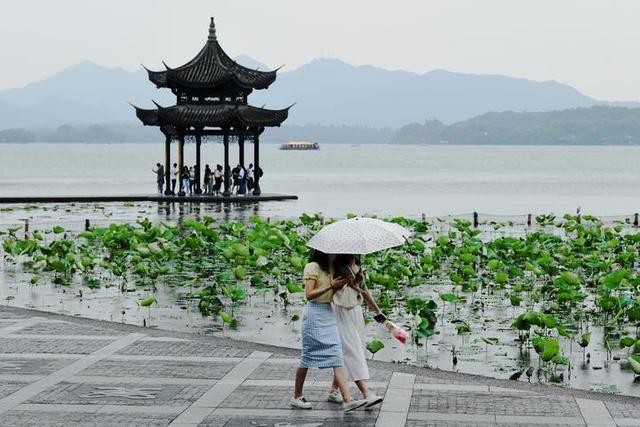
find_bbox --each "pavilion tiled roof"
[134,103,290,129]
[145,18,278,90]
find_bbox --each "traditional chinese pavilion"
[133,17,289,196]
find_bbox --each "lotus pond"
[2,204,640,397]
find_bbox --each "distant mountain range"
[0,57,637,129]
[393,106,640,145]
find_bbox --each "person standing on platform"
[181,166,191,195]
[203,164,212,194]
[213,164,223,196]
[170,163,178,194]
[189,166,196,194]
[238,165,247,195]
[152,163,164,194]
[231,164,241,195]
[247,163,255,193]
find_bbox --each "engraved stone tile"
[13,321,121,336]
[409,389,581,416]
[218,385,384,411]
[116,340,251,357]
[0,410,174,426]
[248,360,392,382]
[26,381,209,406]
[0,338,112,354]
[0,358,78,375]
[77,359,237,379]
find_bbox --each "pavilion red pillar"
[223,132,231,197]
[252,131,261,196]
[195,133,202,194]
[178,133,185,196]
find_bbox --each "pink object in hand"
[383,320,408,344]
[392,327,408,344]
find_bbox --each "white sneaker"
[365,394,383,408]
[327,390,343,403]
[342,399,367,412]
[290,396,312,409]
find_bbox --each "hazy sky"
[2,0,639,100]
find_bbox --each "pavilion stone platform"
[0,194,297,204]
[0,305,639,427]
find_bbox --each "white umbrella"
[306,217,411,255]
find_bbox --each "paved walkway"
[0,306,638,426]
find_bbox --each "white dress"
[333,285,369,381]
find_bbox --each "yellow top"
[303,262,333,303]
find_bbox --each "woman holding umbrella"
[327,254,384,408]
[304,217,411,407]
[291,249,368,412]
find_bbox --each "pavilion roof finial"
[208,17,217,42]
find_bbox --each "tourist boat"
[279,141,319,150]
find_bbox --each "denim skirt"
[299,302,344,369]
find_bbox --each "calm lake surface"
[1,143,639,217]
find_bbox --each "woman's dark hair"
[332,254,363,286]
[309,249,330,272]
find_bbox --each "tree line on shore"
[2,105,640,145]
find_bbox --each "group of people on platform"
[152,162,262,196]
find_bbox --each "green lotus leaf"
[620,336,636,348]
[366,339,385,354]
[578,333,591,348]
[481,337,499,346]
[138,296,156,307]
[628,355,640,374]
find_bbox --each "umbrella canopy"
[306,217,411,255]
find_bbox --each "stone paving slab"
[605,400,640,418]
[0,310,31,319]
[26,381,210,406]
[0,337,113,354]
[0,409,175,426]
[200,415,375,427]
[116,340,251,358]
[12,321,122,336]
[0,358,78,375]
[249,359,393,382]
[202,408,381,426]
[218,385,385,411]
[410,389,582,416]
[0,381,31,399]
[406,422,584,427]
[75,359,238,380]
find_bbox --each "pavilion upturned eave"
[133,103,290,129]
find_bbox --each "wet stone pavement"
[0,306,638,427]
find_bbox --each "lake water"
[2,143,640,396]
[1,143,639,218]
